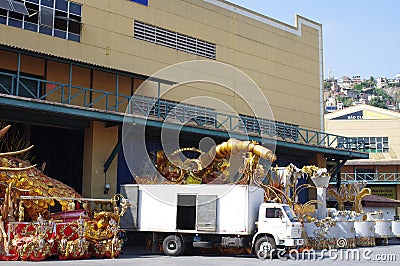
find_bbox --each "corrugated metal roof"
[0,43,148,79]
[0,44,175,85]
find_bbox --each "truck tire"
[255,236,276,260]
[163,235,185,256]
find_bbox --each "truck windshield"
[282,206,298,222]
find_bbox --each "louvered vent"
[134,20,216,60]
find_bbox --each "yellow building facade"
[0,0,364,198]
[1,0,324,128]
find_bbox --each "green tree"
[369,97,387,109]
[337,96,353,107]
[367,76,376,88]
[324,81,331,91]
[343,98,353,107]
[353,83,363,92]
[361,81,369,88]
[373,88,391,100]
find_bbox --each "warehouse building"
[0,0,366,199]
[325,104,400,214]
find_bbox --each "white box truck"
[120,184,303,258]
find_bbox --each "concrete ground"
[1,239,399,265]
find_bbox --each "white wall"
[364,207,396,220]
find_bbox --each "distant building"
[352,75,361,84]
[325,104,400,217]
[347,90,359,99]
[377,77,387,89]
[342,76,353,89]
[362,195,400,220]
[325,97,338,113]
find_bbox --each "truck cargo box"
[120,184,264,235]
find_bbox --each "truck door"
[259,207,286,237]
[196,195,217,231]
[120,185,139,230]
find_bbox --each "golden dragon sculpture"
[0,124,81,220]
[154,138,277,185]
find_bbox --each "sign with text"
[371,186,397,200]
[332,110,394,120]
[131,0,148,6]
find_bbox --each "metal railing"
[0,71,366,151]
[332,173,400,183]
[0,71,132,112]
[128,94,365,150]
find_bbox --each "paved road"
[1,244,399,266]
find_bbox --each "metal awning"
[0,94,368,162]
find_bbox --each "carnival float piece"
[152,138,276,185]
[302,179,400,249]
[301,181,371,249]
[138,137,400,251]
[0,125,129,261]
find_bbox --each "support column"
[396,184,400,200]
[311,175,331,220]
[307,153,327,202]
[82,121,118,198]
[397,184,400,217]
[309,153,327,168]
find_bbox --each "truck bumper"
[284,238,304,247]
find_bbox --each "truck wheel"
[255,236,276,259]
[163,235,184,256]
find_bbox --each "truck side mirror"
[279,213,286,222]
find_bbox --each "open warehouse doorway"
[29,125,84,194]
[0,120,85,194]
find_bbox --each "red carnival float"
[0,125,128,261]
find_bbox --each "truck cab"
[253,203,304,258]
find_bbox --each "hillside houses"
[324,74,400,113]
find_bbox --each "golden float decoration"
[0,125,129,261]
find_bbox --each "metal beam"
[331,158,349,189]
[0,106,90,129]
[103,140,121,173]
[130,116,369,160]
[0,94,126,123]
[16,51,21,95]
[115,73,119,112]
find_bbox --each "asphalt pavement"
[1,241,399,266]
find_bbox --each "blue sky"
[227,0,400,79]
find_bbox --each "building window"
[0,0,29,15]
[130,0,148,6]
[0,0,82,42]
[338,136,389,153]
[134,20,216,60]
